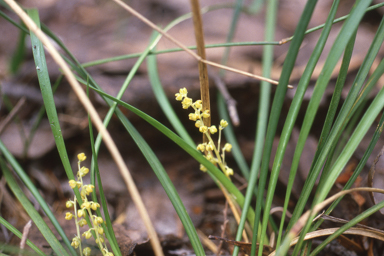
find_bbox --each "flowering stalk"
[175,88,233,178]
[65,153,113,256]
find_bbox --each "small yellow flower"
[220,119,228,128]
[78,153,87,162]
[79,167,89,177]
[196,144,205,152]
[189,113,198,121]
[78,209,85,218]
[82,230,92,239]
[206,142,214,151]
[96,237,104,244]
[98,227,104,235]
[200,164,207,172]
[182,97,193,109]
[95,216,104,224]
[195,120,203,128]
[65,212,73,220]
[66,201,74,208]
[85,185,94,194]
[194,100,202,109]
[68,180,76,189]
[78,219,87,227]
[83,247,91,256]
[82,202,91,209]
[225,167,234,177]
[199,126,208,133]
[91,202,100,211]
[209,125,217,134]
[202,110,210,118]
[223,143,232,152]
[71,237,80,249]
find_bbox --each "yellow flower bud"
[194,100,202,109]
[71,237,80,248]
[83,247,91,256]
[78,209,85,218]
[98,227,104,235]
[189,113,197,121]
[82,230,92,239]
[96,216,104,224]
[209,125,217,134]
[65,212,73,220]
[182,97,192,109]
[195,120,203,128]
[206,142,214,151]
[202,110,210,118]
[200,164,207,172]
[79,219,87,227]
[223,143,232,152]
[225,167,234,177]
[82,202,91,209]
[68,180,76,189]
[199,126,208,133]
[175,93,183,101]
[96,237,104,244]
[179,87,188,96]
[220,119,228,128]
[77,153,86,162]
[66,201,73,208]
[196,144,205,152]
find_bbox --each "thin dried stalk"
[189,0,210,143]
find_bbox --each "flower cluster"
[175,88,233,177]
[66,153,113,256]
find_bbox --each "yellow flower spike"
[200,164,207,172]
[77,153,87,162]
[182,97,193,109]
[202,110,210,118]
[199,125,208,133]
[195,120,203,128]
[223,143,232,152]
[209,125,217,134]
[83,247,91,256]
[189,113,197,121]
[98,227,104,235]
[220,119,228,128]
[68,180,76,189]
[65,212,73,220]
[79,219,87,227]
[196,144,205,152]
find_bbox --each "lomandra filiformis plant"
[65,153,113,256]
[175,88,233,178]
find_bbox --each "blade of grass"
[1,157,69,256]
[274,0,341,248]
[251,1,318,255]
[286,0,373,237]
[0,216,45,256]
[147,32,194,147]
[86,85,121,256]
[9,21,26,74]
